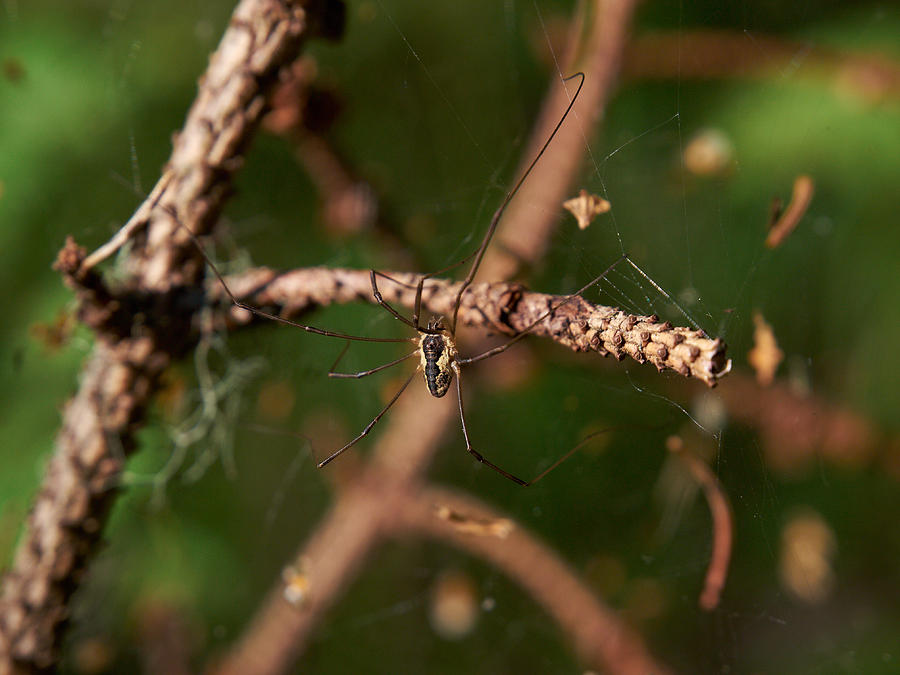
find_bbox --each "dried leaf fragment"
[434,504,514,538]
[748,311,783,386]
[766,174,814,248]
[563,189,611,230]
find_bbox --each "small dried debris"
[563,189,611,230]
[766,174,814,248]
[256,379,296,422]
[2,57,26,83]
[30,310,76,353]
[434,504,514,538]
[748,311,784,386]
[282,560,311,607]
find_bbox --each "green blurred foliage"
[1,0,899,673]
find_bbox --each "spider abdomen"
[420,332,457,398]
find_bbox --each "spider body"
[419,318,457,398]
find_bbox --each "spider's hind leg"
[452,363,529,487]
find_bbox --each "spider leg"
[450,72,586,334]
[452,363,528,486]
[524,426,618,486]
[411,252,488,330]
[177,216,413,344]
[371,270,419,291]
[370,270,418,329]
[317,367,419,467]
[372,256,475,332]
[454,360,632,486]
[328,345,419,379]
[458,253,629,366]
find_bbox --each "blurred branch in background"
[624,29,900,105]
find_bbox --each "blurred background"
[2,0,899,672]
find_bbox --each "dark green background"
[2,1,899,672]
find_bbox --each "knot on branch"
[54,237,204,364]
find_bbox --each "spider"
[184,71,621,486]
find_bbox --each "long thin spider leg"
[371,270,419,291]
[328,349,419,379]
[413,275,426,330]
[452,363,528,486]
[369,270,418,329]
[458,253,628,366]
[450,72,586,334]
[368,271,432,332]
[525,427,617,486]
[176,217,414,344]
[456,360,650,486]
[370,248,480,333]
[317,368,419,467]
[527,422,670,485]
[375,254,476,291]
[412,251,486,330]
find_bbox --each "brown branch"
[391,487,673,675]
[213,266,731,386]
[0,1,319,670]
[262,58,379,237]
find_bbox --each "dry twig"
[212,266,731,386]
[714,374,878,472]
[665,436,733,610]
[0,1,319,670]
[624,30,900,104]
[394,488,673,675]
